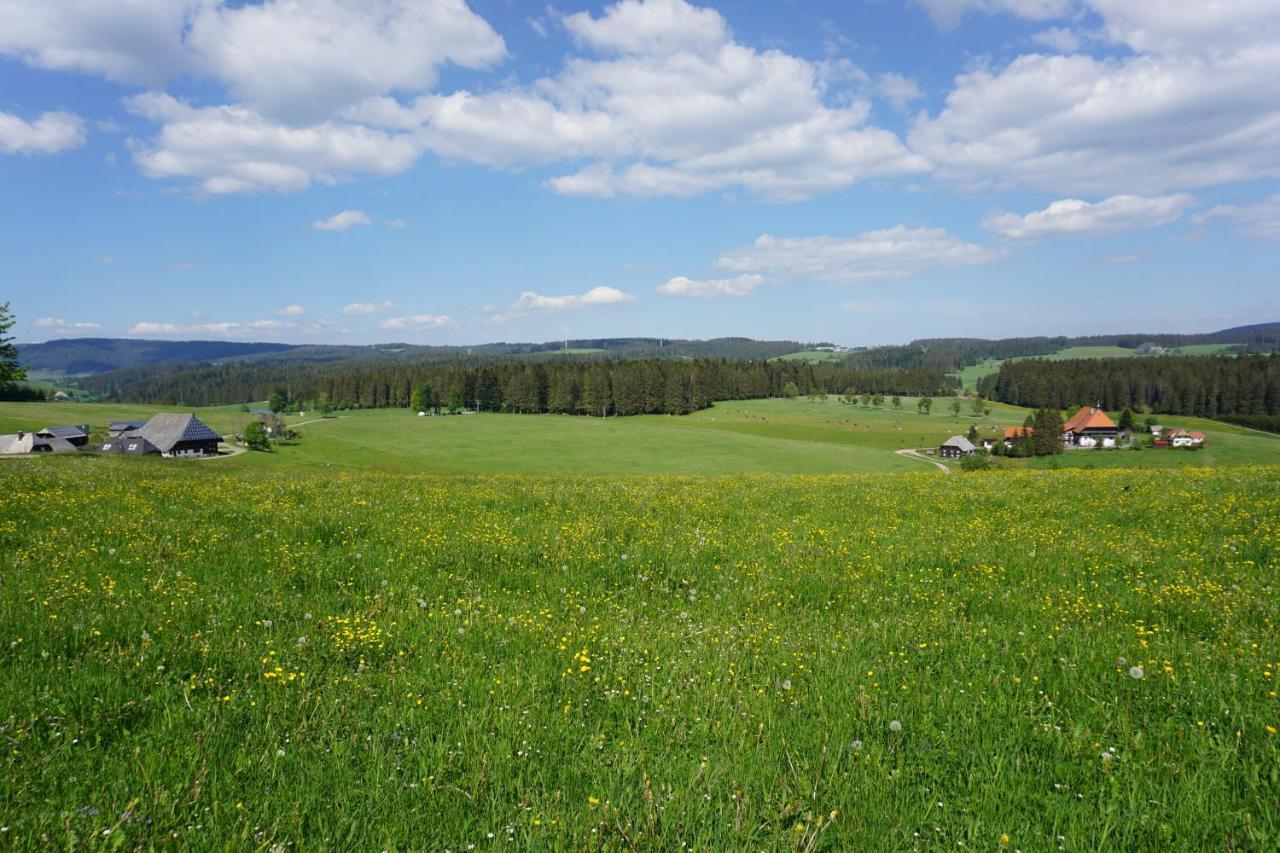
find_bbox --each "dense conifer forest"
[84,358,952,415]
[979,355,1280,418]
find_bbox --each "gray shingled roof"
[33,435,78,453]
[37,425,89,439]
[100,435,158,454]
[138,413,222,453]
[942,435,975,452]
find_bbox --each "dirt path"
[894,448,951,474]
[189,441,247,461]
[290,416,348,428]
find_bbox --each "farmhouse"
[1003,426,1033,447]
[100,413,222,457]
[35,424,90,447]
[1062,406,1119,448]
[0,431,79,454]
[939,435,975,458]
[1168,428,1206,448]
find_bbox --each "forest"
[979,354,1280,418]
[83,357,951,415]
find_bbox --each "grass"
[951,345,1244,391]
[776,350,848,363]
[950,358,1003,392]
[0,462,1276,848]
[3,398,1278,474]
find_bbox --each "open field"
[952,358,1004,391]
[1,463,1276,848]
[3,398,1279,474]
[776,349,849,363]
[949,345,1243,391]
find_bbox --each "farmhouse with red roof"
[1062,406,1120,448]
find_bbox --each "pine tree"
[0,302,26,387]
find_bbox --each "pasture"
[0,463,1276,848]
[2,398,1279,475]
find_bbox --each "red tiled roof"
[1188,431,1206,440]
[1003,426,1033,439]
[1062,406,1117,433]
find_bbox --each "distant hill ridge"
[18,336,822,377]
[18,323,1277,381]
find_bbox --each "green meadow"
[1,462,1277,848]
[2,397,1279,474]
[2,397,1278,848]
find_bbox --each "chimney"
[17,431,23,439]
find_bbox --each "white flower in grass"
[889,720,902,732]
[1128,666,1144,679]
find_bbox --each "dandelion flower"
[889,720,902,732]
[1129,666,1144,679]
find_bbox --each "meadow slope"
[1,462,1277,848]
[3,398,1276,475]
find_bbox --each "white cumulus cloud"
[984,193,1196,240]
[913,0,1074,30]
[715,226,999,281]
[0,110,85,155]
[379,313,456,331]
[909,2,1280,195]
[1197,194,1280,240]
[185,0,507,123]
[34,317,102,333]
[312,209,374,231]
[125,93,419,194]
[657,274,764,298]
[492,286,635,321]
[399,0,928,200]
[125,317,341,338]
[277,305,306,316]
[342,300,395,316]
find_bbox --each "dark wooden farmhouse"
[939,435,975,458]
[99,413,222,457]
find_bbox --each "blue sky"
[3,0,1278,346]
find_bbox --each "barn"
[99,413,222,457]
[939,435,975,458]
[35,425,90,447]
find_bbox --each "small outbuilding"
[35,425,91,447]
[939,435,976,458]
[1168,428,1206,448]
[107,420,148,437]
[0,431,78,454]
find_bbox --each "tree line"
[84,357,951,415]
[978,355,1280,417]
[844,323,1280,376]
